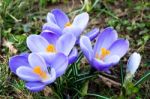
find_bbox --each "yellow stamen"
[95,48,110,60]
[65,22,72,27]
[100,48,110,59]
[33,66,47,79]
[46,44,56,53]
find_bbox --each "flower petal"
[92,58,112,71]
[38,52,56,66]
[93,27,118,55]
[85,28,99,41]
[40,31,59,45]
[42,68,56,84]
[27,35,49,52]
[63,26,82,38]
[80,36,93,61]
[28,53,47,72]
[56,33,76,56]
[9,54,29,74]
[16,66,40,81]
[25,82,46,92]
[42,23,62,36]
[50,53,68,77]
[126,52,141,75]
[46,12,57,24]
[109,39,129,57]
[104,55,120,64]
[52,9,69,29]
[72,12,89,31]
[68,47,78,64]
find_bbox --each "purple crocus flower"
[27,32,77,64]
[80,27,129,72]
[43,9,99,41]
[9,53,68,92]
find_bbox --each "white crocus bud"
[126,52,141,75]
[123,52,141,87]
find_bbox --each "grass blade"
[86,93,110,99]
[120,64,124,87]
[73,74,97,83]
[134,71,150,86]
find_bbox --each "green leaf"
[124,82,139,96]
[120,64,124,86]
[39,0,47,8]
[81,81,89,96]
[23,24,31,32]
[73,74,97,83]
[86,93,110,99]
[134,71,150,86]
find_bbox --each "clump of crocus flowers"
[9,9,141,92]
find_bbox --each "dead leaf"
[98,75,121,88]
[3,39,17,54]
[43,86,53,96]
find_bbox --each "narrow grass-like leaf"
[120,64,124,86]
[134,71,150,86]
[73,74,97,83]
[76,51,83,63]
[86,93,110,99]
[92,0,100,8]
[73,63,78,76]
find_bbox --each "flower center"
[46,44,56,53]
[65,22,72,27]
[33,66,47,79]
[95,48,110,60]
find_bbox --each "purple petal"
[92,58,112,71]
[63,26,82,38]
[72,12,89,32]
[9,54,29,74]
[38,52,56,66]
[50,53,68,77]
[52,9,69,29]
[80,36,93,61]
[93,27,118,55]
[85,28,99,41]
[27,35,49,52]
[28,53,47,72]
[56,33,76,56]
[16,66,40,81]
[46,12,56,24]
[19,53,29,57]
[25,82,46,92]
[109,39,129,57]
[68,47,78,64]
[42,23,62,36]
[104,55,120,64]
[40,31,59,45]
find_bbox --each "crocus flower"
[46,8,89,35]
[123,52,141,86]
[27,32,77,64]
[9,53,68,92]
[126,52,141,75]
[80,27,129,72]
[43,8,99,41]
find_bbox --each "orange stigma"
[96,48,110,60]
[33,66,47,79]
[46,44,56,53]
[65,22,72,27]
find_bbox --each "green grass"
[0,0,150,98]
